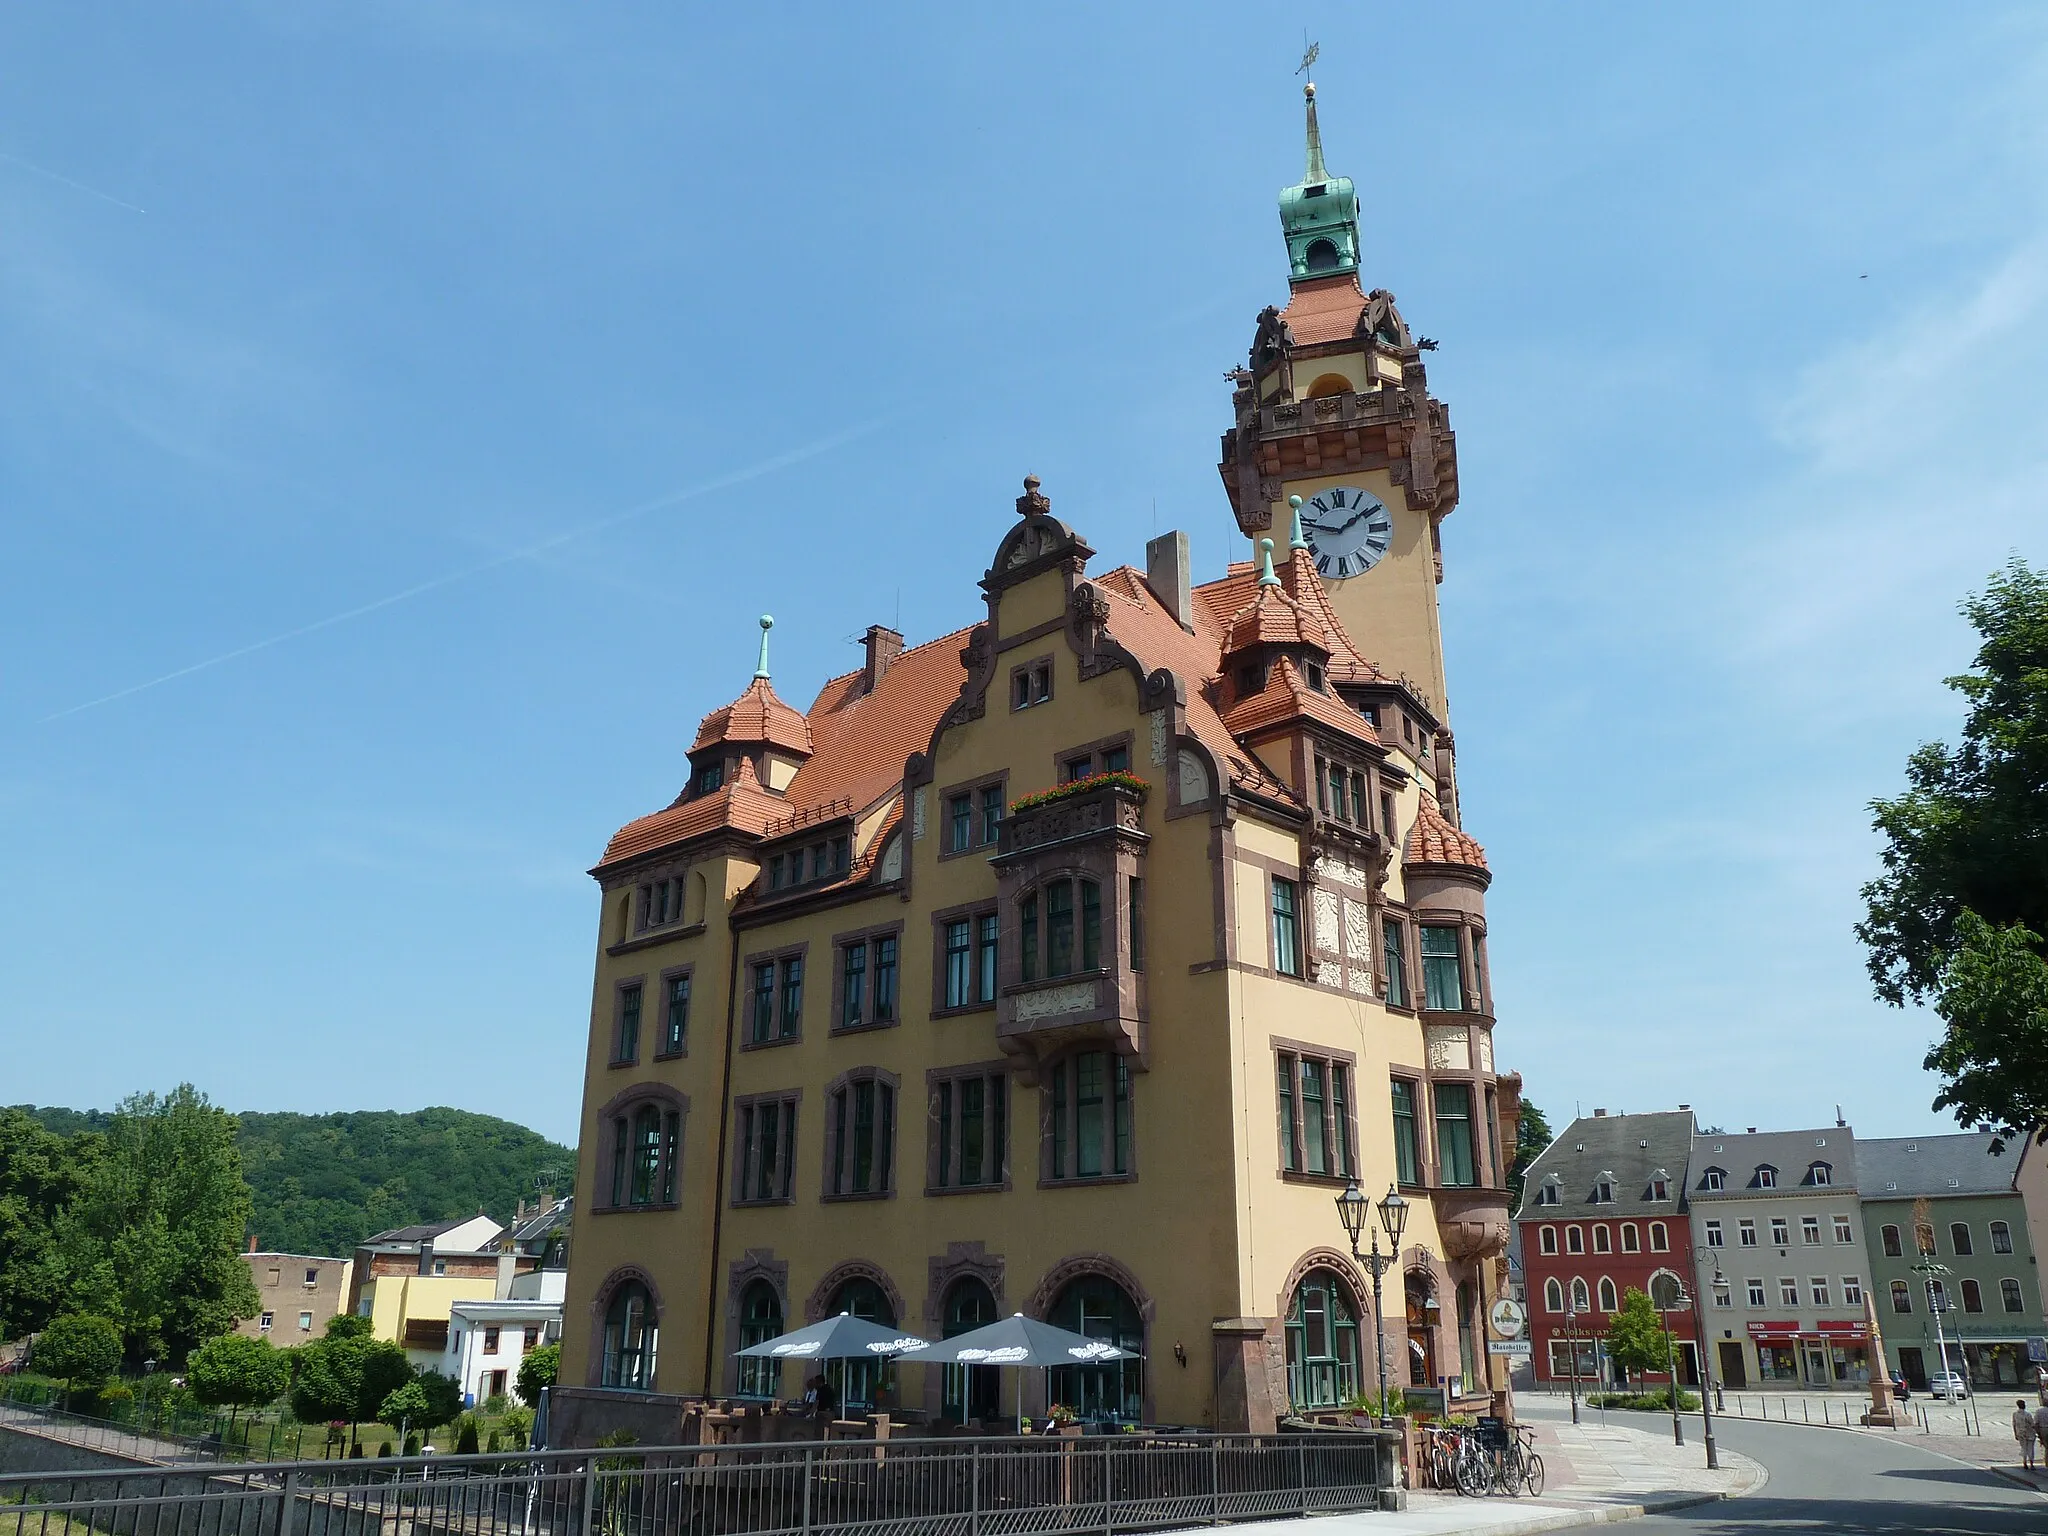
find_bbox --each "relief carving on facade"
[1474,1029,1493,1073]
[1347,968,1372,996]
[879,835,903,882]
[912,786,926,841]
[1313,960,1342,988]
[1012,982,1095,1022]
[1149,709,1168,767]
[1177,749,1209,806]
[1312,889,1340,955]
[1343,898,1370,962]
[1425,1024,1471,1071]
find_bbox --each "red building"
[1516,1109,1701,1386]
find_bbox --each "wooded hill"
[18,1105,575,1259]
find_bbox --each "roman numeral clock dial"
[1296,487,1393,580]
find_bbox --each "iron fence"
[0,1431,1395,1536]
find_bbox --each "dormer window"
[1238,664,1265,695]
[1537,1175,1561,1206]
[764,834,851,894]
[1593,1174,1616,1204]
[1755,1165,1778,1189]
[1808,1162,1832,1187]
[1701,1167,1726,1192]
[691,760,724,797]
[1649,1172,1670,1202]
[1304,661,1326,692]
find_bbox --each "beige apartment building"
[234,1247,351,1343]
[556,84,1520,1440]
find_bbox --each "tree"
[1859,558,2048,1144]
[1603,1288,1675,1385]
[516,1342,559,1407]
[55,1085,260,1364]
[0,1110,102,1342]
[34,1314,122,1409]
[1508,1099,1553,1210]
[323,1314,373,1339]
[413,1370,463,1436]
[379,1379,431,1437]
[187,1334,289,1429]
[288,1331,411,1452]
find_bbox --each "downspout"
[701,890,745,1396]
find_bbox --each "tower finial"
[1287,495,1311,552]
[753,614,775,680]
[1303,81,1329,185]
[1257,537,1279,588]
[1016,474,1051,518]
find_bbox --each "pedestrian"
[2017,1399,2039,1471]
[2034,1399,2048,1462]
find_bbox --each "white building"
[444,1298,563,1406]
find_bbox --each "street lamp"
[1565,1308,1580,1425]
[1686,1248,1722,1471]
[1336,1182,1410,1428]
[1655,1281,1687,1448]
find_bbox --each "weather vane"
[1298,37,1319,82]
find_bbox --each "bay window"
[1047,1051,1132,1182]
[1421,925,1464,1011]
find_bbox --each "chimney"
[1592,1108,1606,1118]
[1145,532,1194,632]
[1677,1104,1691,1111]
[417,1241,435,1277]
[496,1243,517,1300]
[863,626,904,694]
[1746,1127,1757,1135]
[248,1234,258,1254]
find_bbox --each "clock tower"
[1218,81,1462,731]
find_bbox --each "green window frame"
[1421,926,1464,1011]
[1382,920,1408,1008]
[1272,877,1301,977]
[1435,1082,1477,1187]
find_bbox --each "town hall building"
[554,82,1521,1439]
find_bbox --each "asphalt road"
[1635,1415,2044,1533]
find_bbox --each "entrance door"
[1804,1346,1829,1386]
[1675,1341,1700,1387]
[1717,1342,1747,1390]
[1898,1347,1927,1390]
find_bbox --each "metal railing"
[0,1431,1396,1536]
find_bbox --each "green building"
[1859,1133,2044,1391]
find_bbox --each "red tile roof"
[1280,274,1373,346]
[1198,554,1380,686]
[1404,793,1488,873]
[690,677,813,756]
[1221,581,1331,657]
[1219,654,1382,745]
[598,755,785,867]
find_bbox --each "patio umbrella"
[732,1311,932,1361]
[898,1314,1140,1431]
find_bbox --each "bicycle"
[1496,1424,1544,1497]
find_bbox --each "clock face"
[1297,487,1394,581]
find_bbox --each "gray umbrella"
[732,1312,932,1360]
[897,1313,1139,1430]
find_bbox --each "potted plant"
[1047,1403,1082,1438]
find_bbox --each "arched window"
[1991,1221,2013,1254]
[2002,1278,2024,1314]
[603,1091,683,1210]
[601,1281,658,1390]
[734,1280,783,1398]
[1649,1272,1684,1309]
[1948,1222,1973,1256]
[1620,1224,1640,1253]
[826,1278,896,1411]
[1649,1222,1669,1253]
[1596,1277,1618,1314]
[1284,1269,1361,1409]
[1539,1226,1558,1255]
[1544,1277,1564,1313]
[1566,1226,1584,1254]
[1570,1277,1590,1313]
[1593,1225,1611,1254]
[1048,1275,1144,1422]
[1305,373,1351,399]
[1881,1224,1902,1257]
[1889,1280,1912,1314]
[1304,238,1340,273]
[942,1278,1000,1423]
[1018,877,1102,983]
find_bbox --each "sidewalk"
[1196,1414,1764,1536]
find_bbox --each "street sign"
[2028,1337,2047,1364]
[1489,1297,1527,1340]
[1487,1340,1532,1357]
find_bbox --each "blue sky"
[3,6,2043,1148]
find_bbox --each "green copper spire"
[754,614,775,679]
[1287,495,1311,552]
[1257,537,1280,588]
[1278,82,1360,282]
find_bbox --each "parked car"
[1927,1371,1971,1402]
[1888,1372,1911,1401]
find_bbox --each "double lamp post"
[1335,1180,1410,1426]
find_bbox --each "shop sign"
[1814,1320,1867,1338]
[1746,1321,1799,1340]
[1488,1339,1532,1357]
[1489,1298,1527,1340]
[2029,1337,2048,1364]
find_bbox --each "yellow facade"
[358,1273,503,1357]
[557,90,1515,1441]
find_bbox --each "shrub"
[482,1393,509,1417]
[486,1430,502,1454]
[501,1405,534,1442]
[456,1417,480,1455]
[378,1442,393,1458]
[1587,1389,1700,1412]
[402,1432,419,1456]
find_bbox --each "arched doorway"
[827,1277,895,1411]
[1284,1269,1360,1410]
[942,1277,1000,1422]
[601,1280,658,1390]
[1048,1275,1143,1422]
[734,1280,783,1399]
[1404,1271,1439,1389]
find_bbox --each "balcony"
[1430,1185,1512,1263]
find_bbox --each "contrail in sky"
[38,419,888,723]
[0,150,147,214]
